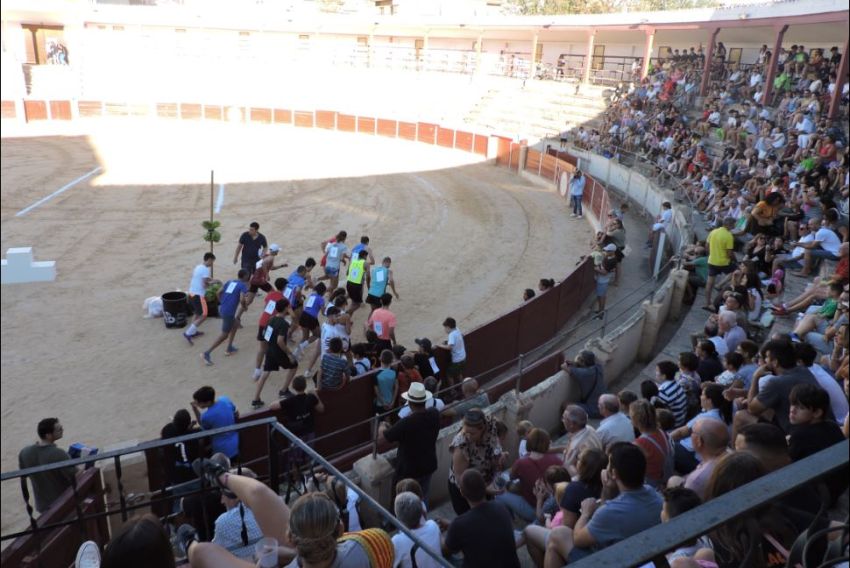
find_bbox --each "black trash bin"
[162,291,188,328]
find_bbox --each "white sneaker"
[252,368,262,381]
[577,214,584,218]
[75,541,101,568]
[570,213,577,218]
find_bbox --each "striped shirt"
[658,380,689,427]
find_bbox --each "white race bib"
[264,325,274,342]
[284,287,294,301]
[350,267,361,280]
[328,246,339,259]
[374,321,383,336]
[305,295,316,308]
[429,357,440,374]
[264,301,276,315]
[225,281,237,294]
[375,270,385,283]
[255,259,264,269]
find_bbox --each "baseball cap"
[415,338,433,351]
[603,244,617,252]
[269,244,281,253]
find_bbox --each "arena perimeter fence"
[1,101,612,564]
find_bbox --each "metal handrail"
[570,441,849,568]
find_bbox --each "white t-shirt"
[391,520,443,568]
[320,322,347,357]
[814,227,841,256]
[709,335,729,357]
[189,264,211,296]
[792,233,816,259]
[447,329,466,363]
[809,364,849,424]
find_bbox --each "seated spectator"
[444,378,490,420]
[191,386,240,462]
[444,469,520,567]
[715,351,744,387]
[618,390,639,418]
[18,418,77,514]
[638,487,711,568]
[317,336,349,391]
[596,394,636,449]
[160,409,201,496]
[656,408,677,433]
[447,409,503,515]
[392,492,443,568]
[101,514,176,568]
[211,468,263,559]
[562,350,606,419]
[556,405,603,478]
[791,283,846,342]
[668,418,730,500]
[630,399,675,489]
[676,352,703,416]
[670,383,732,475]
[543,443,663,565]
[494,428,562,522]
[788,384,845,464]
[516,420,535,458]
[654,361,689,428]
[795,342,849,423]
[734,339,819,436]
[180,453,230,541]
[523,448,607,565]
[696,340,725,382]
[718,311,747,354]
[792,214,843,276]
[412,338,437,381]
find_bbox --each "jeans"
[571,195,583,215]
[495,491,537,522]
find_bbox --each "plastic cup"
[255,537,278,568]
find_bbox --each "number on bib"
[375,270,385,283]
[264,325,274,342]
[225,281,237,294]
[264,301,276,315]
[374,321,384,336]
[305,295,316,308]
[328,247,339,259]
[350,267,361,280]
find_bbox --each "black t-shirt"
[279,394,319,436]
[413,351,434,380]
[383,408,440,479]
[697,355,724,383]
[265,316,290,359]
[160,423,201,485]
[239,231,268,266]
[788,421,847,505]
[559,479,602,514]
[445,501,521,568]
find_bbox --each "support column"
[531,31,539,80]
[475,33,483,75]
[641,28,655,80]
[828,36,849,121]
[368,29,375,68]
[762,24,789,107]
[583,30,596,84]
[699,27,720,96]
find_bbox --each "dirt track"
[0,120,591,531]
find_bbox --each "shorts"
[447,360,465,378]
[221,316,236,333]
[264,351,297,372]
[376,338,393,353]
[249,281,272,294]
[189,294,208,318]
[809,249,839,261]
[708,263,736,277]
[241,262,257,275]
[595,277,610,297]
[257,325,268,342]
[299,312,319,331]
[346,281,364,304]
[324,266,340,278]
[365,294,382,308]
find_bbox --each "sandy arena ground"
[0,119,590,532]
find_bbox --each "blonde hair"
[553,482,569,504]
[288,493,341,564]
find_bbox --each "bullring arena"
[1,0,848,566]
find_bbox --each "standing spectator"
[654,361,689,427]
[593,245,619,316]
[201,269,250,366]
[569,170,586,218]
[270,375,324,469]
[647,201,673,247]
[557,405,602,478]
[232,222,267,276]
[445,378,490,420]
[184,253,220,344]
[447,409,503,515]
[562,350,606,419]
[398,376,445,418]
[379,383,441,501]
[392,492,443,568]
[413,338,437,380]
[317,337,350,391]
[18,418,77,513]
[190,386,240,462]
[596,394,635,449]
[436,317,467,394]
[495,428,562,522]
[444,469,521,568]
[630,400,674,489]
[705,217,737,306]
[366,294,398,352]
[543,443,663,565]
[395,355,423,400]
[160,409,201,491]
[374,349,399,414]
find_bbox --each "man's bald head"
[599,394,620,416]
[693,419,729,453]
[461,378,479,398]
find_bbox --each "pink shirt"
[367,308,397,340]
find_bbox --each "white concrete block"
[1,247,56,284]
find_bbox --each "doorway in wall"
[592,44,605,70]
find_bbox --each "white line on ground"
[15,166,103,217]
[214,183,225,213]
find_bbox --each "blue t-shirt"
[368,266,389,298]
[219,280,247,317]
[284,273,306,307]
[351,244,366,257]
[584,485,662,550]
[200,396,239,458]
[375,368,397,407]
[303,292,325,318]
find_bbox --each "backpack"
[641,432,675,485]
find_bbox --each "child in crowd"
[656,408,676,433]
[516,420,534,459]
[676,352,703,418]
[374,350,398,415]
[715,351,744,387]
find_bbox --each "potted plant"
[205,281,222,318]
[202,216,222,317]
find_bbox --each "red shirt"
[635,431,669,486]
[512,454,564,506]
[258,291,284,327]
[834,256,849,284]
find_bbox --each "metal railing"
[571,440,849,568]
[1,416,451,567]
